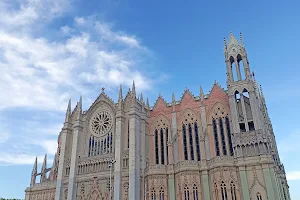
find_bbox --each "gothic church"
[25,33,291,200]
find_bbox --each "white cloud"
[0,3,154,111]
[286,171,300,181]
[75,17,86,25]
[278,131,300,154]
[0,152,46,165]
[37,140,58,155]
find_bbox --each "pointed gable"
[152,96,168,112]
[205,82,229,115]
[180,89,195,104]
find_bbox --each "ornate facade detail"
[24,33,290,200]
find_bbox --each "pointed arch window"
[184,185,190,200]
[194,122,201,161]
[159,187,164,200]
[219,118,227,156]
[230,181,236,200]
[160,128,165,165]
[221,181,228,200]
[151,189,156,200]
[213,119,220,156]
[189,123,194,160]
[166,128,169,164]
[183,124,188,160]
[225,116,234,156]
[256,193,262,200]
[155,129,159,164]
[192,184,198,200]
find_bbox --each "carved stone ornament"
[89,110,113,137]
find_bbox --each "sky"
[0,0,299,198]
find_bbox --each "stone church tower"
[25,33,290,200]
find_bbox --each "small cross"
[102,87,105,93]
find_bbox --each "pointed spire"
[223,37,227,49]
[65,99,71,123]
[42,154,47,170]
[132,80,136,97]
[140,92,144,104]
[32,157,37,175]
[172,92,176,103]
[76,96,82,121]
[146,98,150,109]
[118,84,123,103]
[240,32,244,45]
[200,86,204,101]
[79,95,82,110]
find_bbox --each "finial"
[240,32,244,46]
[224,37,227,49]
[32,157,37,174]
[214,80,217,84]
[101,87,105,93]
[132,80,136,97]
[146,98,150,109]
[79,95,82,109]
[118,84,123,102]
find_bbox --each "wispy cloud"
[286,171,300,181]
[0,0,158,166]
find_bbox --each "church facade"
[25,33,290,200]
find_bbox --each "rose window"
[90,110,113,137]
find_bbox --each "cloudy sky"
[0,0,299,198]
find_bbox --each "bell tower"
[224,32,263,134]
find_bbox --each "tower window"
[239,123,246,132]
[184,185,190,200]
[193,184,198,200]
[166,128,169,164]
[230,181,237,200]
[160,128,165,165]
[225,116,234,156]
[155,130,159,164]
[194,122,201,161]
[248,121,255,131]
[183,124,188,160]
[256,193,262,200]
[189,123,194,160]
[219,118,227,156]
[213,119,220,156]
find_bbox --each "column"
[128,106,141,199]
[270,167,279,200]
[239,166,250,200]
[55,126,71,200]
[201,170,211,200]
[240,94,249,132]
[172,111,178,163]
[67,118,82,200]
[168,174,176,200]
[114,110,124,200]
[235,60,242,81]
[200,106,210,160]
[228,95,240,133]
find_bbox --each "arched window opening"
[192,184,198,200]
[189,123,194,160]
[151,189,156,200]
[213,119,220,156]
[160,128,165,165]
[155,129,159,164]
[88,137,92,157]
[219,118,227,156]
[221,181,228,200]
[194,122,201,161]
[159,187,164,200]
[225,116,234,156]
[183,124,188,160]
[237,54,245,80]
[166,128,169,164]
[230,56,238,82]
[256,192,262,200]
[184,185,190,200]
[230,181,237,200]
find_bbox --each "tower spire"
[140,92,144,104]
[172,92,176,103]
[40,154,47,182]
[32,157,37,175]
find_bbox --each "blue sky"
[0,0,299,198]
